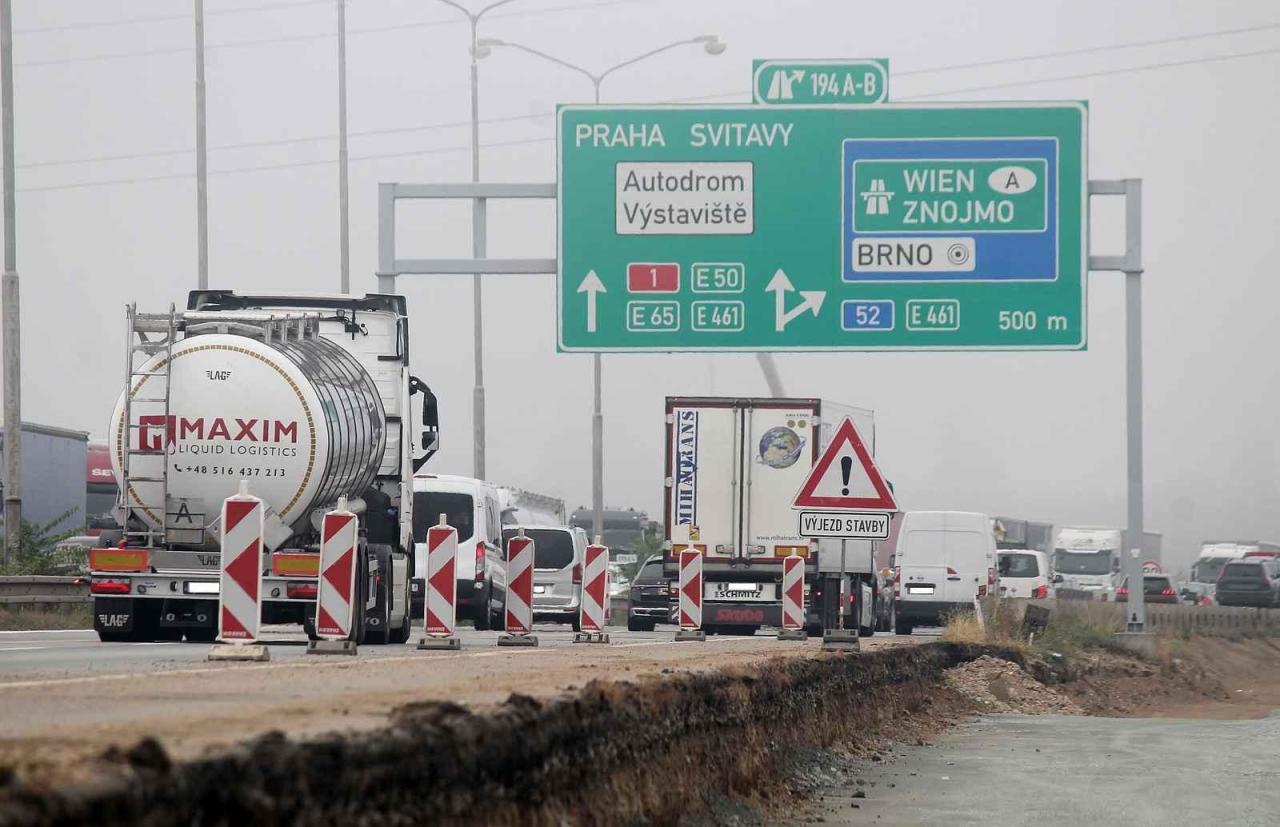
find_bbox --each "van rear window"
[413,493,475,543]
[503,528,575,570]
[999,553,1039,578]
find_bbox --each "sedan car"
[627,556,669,632]
[1216,559,1280,608]
[1115,574,1179,604]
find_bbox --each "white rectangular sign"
[615,162,754,235]
[798,510,891,540]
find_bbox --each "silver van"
[501,525,587,630]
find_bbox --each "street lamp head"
[696,35,726,56]
[473,37,505,59]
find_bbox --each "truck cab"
[1052,527,1122,599]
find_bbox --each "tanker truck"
[89,291,439,644]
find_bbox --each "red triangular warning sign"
[792,417,897,512]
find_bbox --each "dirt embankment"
[0,643,1010,827]
[2,637,1277,826]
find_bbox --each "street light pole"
[476,35,726,541]
[337,0,350,293]
[0,0,21,563]
[438,0,521,481]
[194,0,208,289]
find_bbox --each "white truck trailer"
[89,291,439,643]
[662,397,880,636]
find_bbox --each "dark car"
[627,556,670,632]
[1216,559,1280,608]
[1116,574,1179,604]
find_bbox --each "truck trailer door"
[741,402,819,561]
[668,403,740,559]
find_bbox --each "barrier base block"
[497,633,539,647]
[417,635,462,651]
[573,631,610,644]
[207,643,270,662]
[674,628,707,642]
[307,639,358,656]
[821,629,861,652]
[778,628,809,641]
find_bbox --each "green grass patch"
[0,604,93,631]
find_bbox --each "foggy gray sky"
[4,0,1278,573]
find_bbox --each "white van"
[502,524,587,629]
[893,511,997,634]
[411,475,507,630]
[997,549,1052,599]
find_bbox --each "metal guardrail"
[1001,597,1280,638]
[0,575,90,605]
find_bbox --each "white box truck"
[662,397,881,635]
[1052,526,1162,599]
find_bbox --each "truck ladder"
[119,303,178,546]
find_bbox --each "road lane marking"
[0,646,49,652]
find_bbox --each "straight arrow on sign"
[577,270,606,333]
[765,269,825,332]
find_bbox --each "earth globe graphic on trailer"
[757,427,804,469]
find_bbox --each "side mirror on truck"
[410,376,439,471]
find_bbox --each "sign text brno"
[557,103,1087,352]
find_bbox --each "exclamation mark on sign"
[840,456,853,496]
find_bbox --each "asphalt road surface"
[0,623,938,679]
[805,713,1280,825]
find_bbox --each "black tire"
[805,622,823,637]
[473,581,493,631]
[627,616,655,632]
[571,613,582,633]
[490,595,506,632]
[302,605,319,641]
[388,576,412,645]
[723,626,758,636]
[894,616,913,636]
[97,629,134,643]
[363,544,396,644]
[859,624,874,638]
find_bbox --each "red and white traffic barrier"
[674,548,705,641]
[575,541,609,643]
[498,530,538,646]
[210,482,269,661]
[308,498,359,655]
[419,514,461,650]
[779,554,808,640]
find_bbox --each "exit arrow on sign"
[766,269,825,332]
[577,270,606,333]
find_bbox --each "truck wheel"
[859,624,874,638]
[805,622,822,637]
[186,627,217,643]
[388,577,412,644]
[894,616,913,636]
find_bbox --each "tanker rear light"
[89,548,150,573]
[90,578,132,595]
[286,582,318,600]
[774,545,809,559]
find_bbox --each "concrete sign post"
[557,103,1087,352]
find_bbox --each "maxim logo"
[673,409,698,526]
[137,415,299,450]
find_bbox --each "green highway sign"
[557,102,1088,352]
[753,59,889,105]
